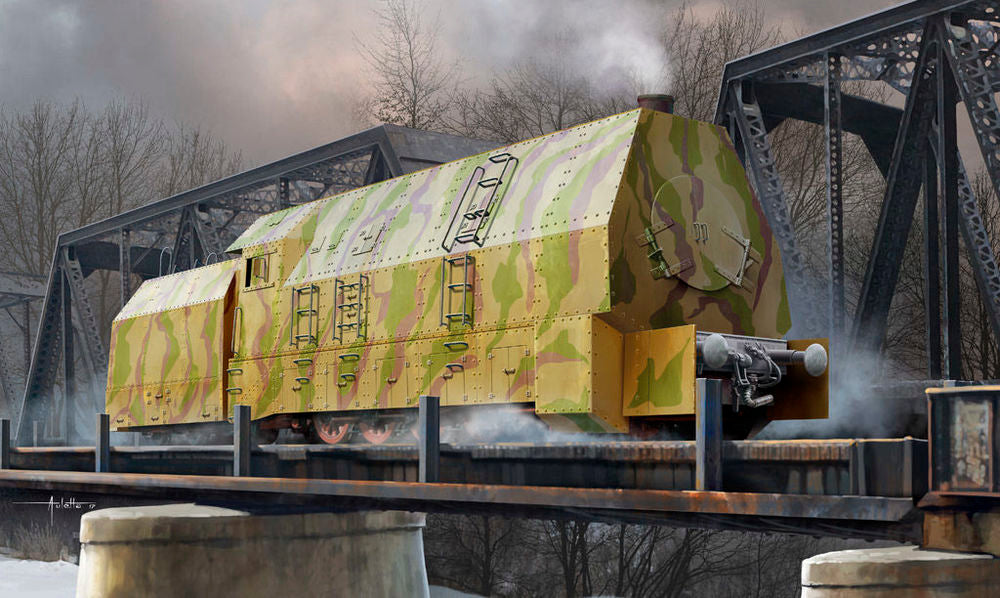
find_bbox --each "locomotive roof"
[116,259,239,321]
[227,109,647,284]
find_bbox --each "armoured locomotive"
[105,101,828,443]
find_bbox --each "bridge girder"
[717,0,1000,378]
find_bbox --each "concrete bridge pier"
[75,504,429,598]
[801,545,1000,597]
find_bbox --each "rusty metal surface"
[0,438,928,541]
[0,469,917,523]
[928,386,1000,497]
[919,491,1000,509]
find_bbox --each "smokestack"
[637,94,674,114]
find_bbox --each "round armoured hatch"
[648,174,753,291]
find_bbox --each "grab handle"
[231,306,243,357]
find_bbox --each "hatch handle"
[231,307,243,357]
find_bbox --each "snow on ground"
[0,556,501,598]
[0,555,78,598]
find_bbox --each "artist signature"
[12,496,97,525]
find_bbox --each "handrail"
[230,306,243,357]
[158,247,173,277]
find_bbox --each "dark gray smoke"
[0,0,896,164]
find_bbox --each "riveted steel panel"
[536,315,627,433]
[107,262,237,430]
[605,109,789,338]
[622,325,697,417]
[485,326,534,404]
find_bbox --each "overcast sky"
[0,0,901,164]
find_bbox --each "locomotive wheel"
[359,420,396,444]
[312,414,353,445]
[251,424,279,445]
[393,418,419,441]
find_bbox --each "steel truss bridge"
[3,0,1000,541]
[717,0,1000,378]
[0,272,45,418]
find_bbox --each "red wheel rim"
[359,420,396,444]
[313,415,351,445]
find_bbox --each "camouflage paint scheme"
[107,260,238,428]
[107,108,820,434]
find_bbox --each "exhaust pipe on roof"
[637,94,675,114]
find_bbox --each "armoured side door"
[416,338,476,406]
[486,327,534,404]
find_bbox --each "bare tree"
[357,0,457,131]
[424,514,523,596]
[959,169,1000,379]
[0,99,173,276]
[663,0,782,123]
[0,97,245,410]
[157,122,244,198]
[87,100,167,332]
[0,101,83,276]
[450,53,634,145]
[542,520,593,598]
[95,99,164,219]
[607,527,752,598]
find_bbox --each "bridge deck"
[0,438,926,541]
[5,438,925,496]
[0,469,921,542]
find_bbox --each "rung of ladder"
[478,177,500,188]
[448,283,473,290]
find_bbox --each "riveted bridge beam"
[717,1,1000,379]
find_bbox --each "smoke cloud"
[759,348,922,440]
[440,405,609,444]
[0,0,896,164]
